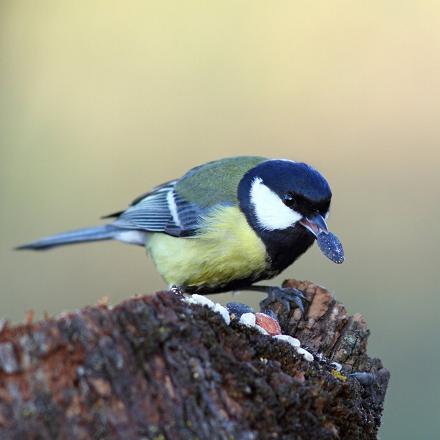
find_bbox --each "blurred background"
[1,1,439,438]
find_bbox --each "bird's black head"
[238,159,333,271]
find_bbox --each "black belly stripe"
[183,225,314,294]
[258,224,315,274]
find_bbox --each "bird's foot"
[264,286,308,314]
[246,285,308,314]
[169,285,185,295]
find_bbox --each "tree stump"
[0,279,389,439]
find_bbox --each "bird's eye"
[283,192,296,207]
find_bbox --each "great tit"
[17,156,344,311]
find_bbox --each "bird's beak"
[299,213,328,237]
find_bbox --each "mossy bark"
[0,280,389,439]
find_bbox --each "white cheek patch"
[250,177,302,230]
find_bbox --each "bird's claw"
[266,287,308,314]
[169,285,184,295]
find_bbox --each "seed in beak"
[316,231,344,264]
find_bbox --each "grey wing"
[112,181,202,237]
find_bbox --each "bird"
[17,156,343,311]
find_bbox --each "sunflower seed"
[317,231,345,264]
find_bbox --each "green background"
[1,2,439,438]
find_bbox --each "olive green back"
[175,156,267,208]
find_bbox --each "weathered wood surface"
[0,280,389,439]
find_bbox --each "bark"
[0,279,389,440]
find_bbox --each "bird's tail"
[16,225,121,251]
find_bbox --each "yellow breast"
[146,206,268,289]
